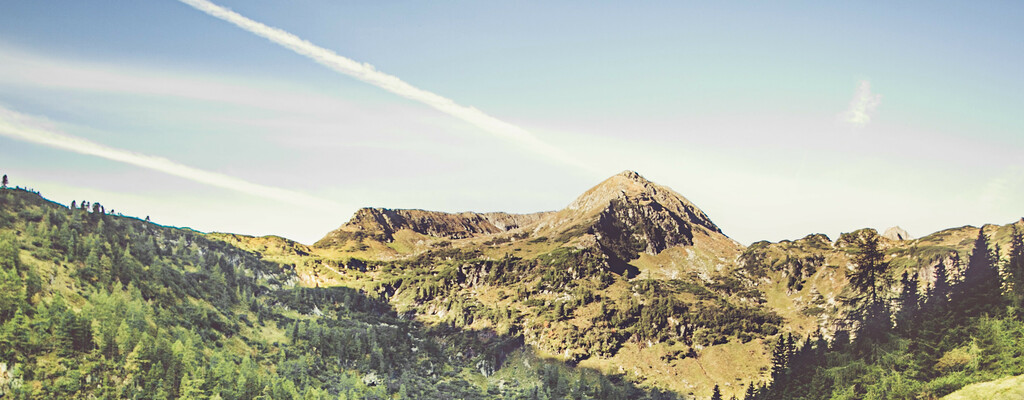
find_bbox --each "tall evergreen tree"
[956,228,1001,315]
[1,174,7,188]
[764,334,796,399]
[896,270,920,332]
[845,232,892,341]
[1007,225,1024,311]
[711,384,723,400]
[932,257,953,306]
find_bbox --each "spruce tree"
[767,334,793,398]
[932,257,953,306]
[896,270,919,332]
[845,231,892,341]
[711,384,723,400]
[956,228,1001,315]
[1007,226,1024,311]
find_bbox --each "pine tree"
[1007,225,1024,311]
[896,270,919,332]
[766,334,792,398]
[845,231,892,340]
[932,257,953,306]
[0,266,25,322]
[178,371,207,400]
[956,228,1001,315]
[711,384,723,400]
[744,384,755,400]
[1,174,7,188]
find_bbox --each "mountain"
[0,186,673,400]
[315,170,741,272]
[2,172,1023,400]
[536,170,729,261]
[291,172,783,397]
[315,208,553,246]
[882,225,911,241]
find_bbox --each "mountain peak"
[314,171,727,260]
[618,169,646,181]
[552,171,726,259]
[882,226,911,241]
[568,171,661,212]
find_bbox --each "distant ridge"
[315,170,732,261]
[314,208,553,247]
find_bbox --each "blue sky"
[1,1,1022,244]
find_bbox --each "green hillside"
[942,373,1024,400]
[0,188,681,399]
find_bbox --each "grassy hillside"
[0,188,684,399]
[942,373,1024,400]
[747,223,1024,400]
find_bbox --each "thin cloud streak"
[0,106,341,210]
[840,80,882,128]
[0,46,367,118]
[177,0,595,174]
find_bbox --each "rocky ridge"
[315,171,733,262]
[314,208,554,247]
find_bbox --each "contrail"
[0,106,340,210]
[177,0,595,174]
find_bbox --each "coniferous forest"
[750,226,1024,399]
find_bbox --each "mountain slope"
[0,187,681,400]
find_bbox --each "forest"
[747,226,1024,399]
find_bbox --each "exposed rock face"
[554,170,725,260]
[315,170,730,261]
[315,208,553,246]
[883,226,911,241]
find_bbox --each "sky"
[0,1,1022,245]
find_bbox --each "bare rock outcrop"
[882,226,911,241]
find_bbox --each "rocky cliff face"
[882,226,911,241]
[314,207,553,247]
[315,170,731,261]
[545,170,727,260]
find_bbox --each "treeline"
[744,227,1024,399]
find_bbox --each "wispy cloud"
[839,80,882,128]
[0,106,340,210]
[0,46,365,117]
[177,0,595,174]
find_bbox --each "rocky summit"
[316,170,733,263]
[882,225,911,241]
[314,208,553,246]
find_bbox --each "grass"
[941,373,1024,400]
